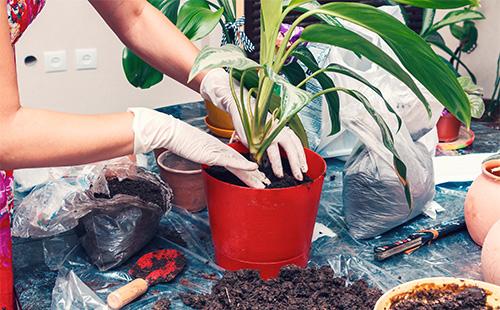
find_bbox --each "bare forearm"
[0,107,134,170]
[91,0,206,92]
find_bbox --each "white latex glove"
[200,68,308,180]
[128,108,270,188]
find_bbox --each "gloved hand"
[200,68,308,180]
[128,108,270,188]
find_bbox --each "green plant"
[189,0,474,207]
[123,0,240,89]
[419,6,485,83]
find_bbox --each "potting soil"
[94,178,164,205]
[180,266,382,309]
[207,155,312,189]
[389,284,490,310]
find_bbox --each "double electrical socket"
[44,48,97,73]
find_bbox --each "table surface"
[12,102,500,309]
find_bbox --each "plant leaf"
[177,0,224,41]
[290,46,340,135]
[189,45,260,81]
[122,48,163,88]
[301,24,432,118]
[337,87,412,208]
[424,8,484,35]
[306,3,472,127]
[281,61,307,90]
[420,8,435,35]
[391,0,478,9]
[450,21,478,53]
[458,76,485,118]
[260,0,283,65]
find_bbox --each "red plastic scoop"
[107,249,186,309]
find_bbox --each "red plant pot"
[202,143,326,279]
[437,113,462,142]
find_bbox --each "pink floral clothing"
[2,1,45,308]
[7,0,46,44]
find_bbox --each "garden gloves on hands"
[128,108,270,188]
[200,68,308,181]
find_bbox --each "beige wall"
[435,0,500,97]
[14,0,221,114]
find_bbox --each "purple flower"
[276,23,306,65]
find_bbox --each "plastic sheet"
[12,102,496,309]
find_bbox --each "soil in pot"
[388,283,490,310]
[180,265,382,309]
[206,155,312,189]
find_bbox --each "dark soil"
[152,298,171,310]
[389,283,491,310]
[206,154,312,189]
[180,265,382,309]
[94,178,164,205]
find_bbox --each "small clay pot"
[157,150,206,212]
[436,113,461,142]
[205,99,234,131]
[464,155,500,246]
[482,219,500,285]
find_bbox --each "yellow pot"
[204,100,234,130]
[374,277,500,310]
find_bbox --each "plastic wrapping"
[76,163,173,271]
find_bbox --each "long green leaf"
[334,88,412,208]
[177,0,224,41]
[189,45,260,81]
[149,0,180,23]
[420,8,435,35]
[424,8,484,35]
[391,0,478,9]
[308,3,471,127]
[301,24,432,118]
[290,46,340,135]
[282,61,307,90]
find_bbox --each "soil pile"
[180,265,382,309]
[389,283,491,310]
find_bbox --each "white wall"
[14,0,221,114]
[435,0,500,97]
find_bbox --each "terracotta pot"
[464,155,500,245]
[374,277,500,309]
[156,150,206,212]
[204,100,234,131]
[202,143,326,279]
[436,113,461,142]
[482,219,500,285]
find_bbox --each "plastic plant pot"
[436,112,462,142]
[204,116,234,139]
[157,150,206,212]
[204,100,234,131]
[202,143,326,279]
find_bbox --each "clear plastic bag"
[12,157,173,270]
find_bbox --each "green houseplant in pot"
[188,0,473,278]
[122,0,253,136]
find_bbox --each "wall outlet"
[75,48,97,70]
[44,50,67,73]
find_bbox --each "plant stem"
[297,67,327,88]
[274,39,303,73]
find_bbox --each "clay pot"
[482,219,500,285]
[156,150,206,212]
[204,100,234,138]
[464,155,500,245]
[374,277,500,309]
[436,113,461,142]
[202,143,326,279]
